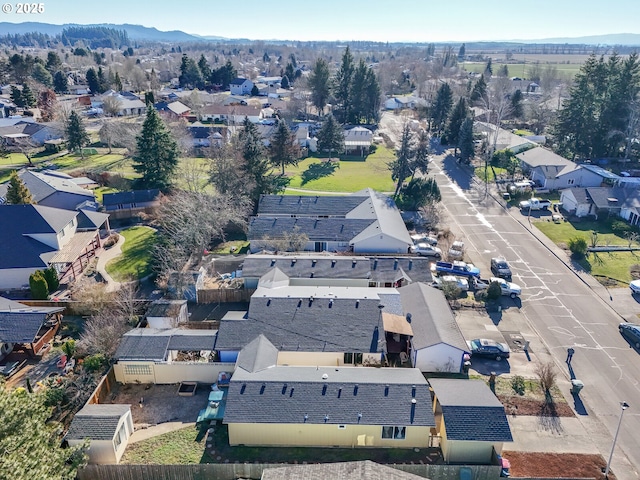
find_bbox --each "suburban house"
[0,296,64,360]
[398,283,468,373]
[0,204,105,289]
[384,96,427,111]
[224,335,436,448]
[560,186,640,223]
[261,461,427,480]
[214,280,399,365]
[248,189,412,254]
[102,189,161,220]
[0,169,97,211]
[66,404,133,464]
[154,100,191,119]
[0,119,63,146]
[200,104,262,124]
[93,91,146,116]
[229,77,254,96]
[240,254,433,289]
[112,328,231,384]
[186,123,226,148]
[344,126,373,156]
[475,122,537,154]
[145,299,188,329]
[429,378,513,464]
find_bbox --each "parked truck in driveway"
[519,198,551,210]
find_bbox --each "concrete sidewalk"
[128,421,196,444]
[95,233,125,293]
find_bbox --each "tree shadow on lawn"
[301,161,339,185]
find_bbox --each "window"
[382,426,406,440]
[344,353,353,364]
[567,179,575,185]
[124,364,152,376]
[354,353,363,364]
[114,423,126,450]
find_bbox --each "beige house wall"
[68,439,117,464]
[113,362,234,384]
[443,439,499,464]
[276,352,382,367]
[228,422,430,448]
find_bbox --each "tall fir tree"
[470,74,487,102]
[21,83,36,107]
[66,110,90,158]
[269,121,300,175]
[458,117,475,163]
[308,58,331,116]
[6,170,34,204]
[316,114,344,159]
[411,130,430,181]
[53,70,68,94]
[334,46,354,123]
[86,67,100,94]
[430,83,453,134]
[133,107,179,190]
[443,97,469,150]
[390,124,414,198]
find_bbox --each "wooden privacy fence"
[196,288,255,304]
[78,463,502,480]
[87,367,116,405]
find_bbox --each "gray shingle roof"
[248,217,375,242]
[0,312,48,343]
[102,189,160,207]
[586,186,640,210]
[261,461,427,480]
[225,362,434,427]
[428,378,512,442]
[67,404,131,441]
[399,283,468,352]
[114,329,171,361]
[241,254,433,284]
[215,288,398,353]
[76,209,109,230]
[235,334,279,373]
[257,195,364,217]
[516,147,574,169]
[167,331,217,351]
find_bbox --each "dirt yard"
[109,383,210,428]
[498,394,575,417]
[503,452,615,479]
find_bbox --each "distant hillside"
[519,33,640,46]
[0,22,209,43]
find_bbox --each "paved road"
[431,151,640,479]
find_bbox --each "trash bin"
[570,379,584,394]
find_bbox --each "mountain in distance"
[516,33,640,46]
[0,22,217,42]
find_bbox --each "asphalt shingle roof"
[399,283,468,352]
[0,312,47,343]
[248,217,375,242]
[114,329,171,361]
[235,334,279,373]
[167,331,217,351]
[215,288,398,353]
[67,404,131,441]
[257,195,365,217]
[102,189,160,207]
[428,378,513,442]
[225,361,434,427]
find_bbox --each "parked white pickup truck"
[519,198,551,211]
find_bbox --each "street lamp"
[604,401,630,478]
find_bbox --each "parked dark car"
[491,257,512,281]
[619,323,640,349]
[467,338,511,361]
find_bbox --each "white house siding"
[621,208,640,225]
[288,278,369,288]
[352,234,409,254]
[113,361,234,384]
[557,168,602,188]
[68,438,117,464]
[27,232,61,249]
[412,343,465,373]
[227,422,430,448]
[560,190,593,217]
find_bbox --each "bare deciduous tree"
[101,95,123,117]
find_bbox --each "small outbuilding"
[66,404,133,464]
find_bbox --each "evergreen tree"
[334,46,355,123]
[66,111,90,158]
[197,54,211,81]
[269,121,301,175]
[10,85,23,107]
[179,54,204,89]
[430,83,453,134]
[458,43,466,61]
[443,97,469,149]
[45,51,62,74]
[86,67,100,94]
[210,60,237,89]
[280,75,290,89]
[32,63,53,87]
[43,265,60,292]
[498,64,509,77]
[6,171,34,204]
[349,59,369,124]
[114,71,123,92]
[284,63,295,84]
[308,58,331,117]
[485,58,493,76]
[29,270,49,299]
[97,66,108,92]
[251,84,260,96]
[510,89,524,118]
[21,83,36,108]
[458,117,475,163]
[316,114,344,159]
[133,107,179,191]
[390,124,414,198]
[364,67,381,124]
[239,117,288,205]
[470,74,487,102]
[0,382,86,478]
[144,91,155,106]
[53,71,68,94]
[411,130,430,181]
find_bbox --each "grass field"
[461,61,584,78]
[122,426,213,464]
[475,166,507,182]
[105,226,156,282]
[535,219,638,282]
[284,146,396,193]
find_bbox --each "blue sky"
[7,0,640,42]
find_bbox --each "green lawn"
[284,146,396,193]
[105,226,156,282]
[535,220,638,282]
[475,166,507,182]
[122,426,213,464]
[461,61,584,78]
